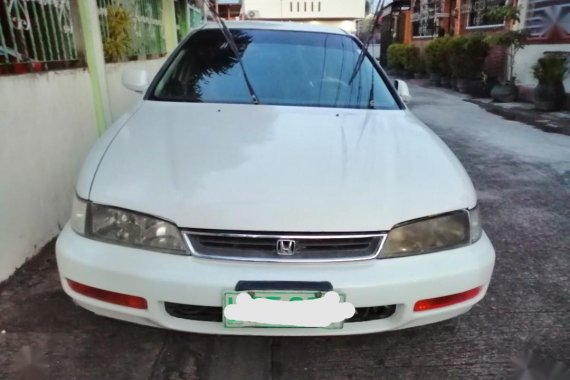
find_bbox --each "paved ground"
[1,84,569,380]
[465,97,570,137]
[408,78,570,137]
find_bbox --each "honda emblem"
[276,239,296,256]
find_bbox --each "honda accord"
[56,21,495,335]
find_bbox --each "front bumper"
[56,224,495,336]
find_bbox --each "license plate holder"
[223,290,346,329]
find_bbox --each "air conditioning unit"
[246,10,261,19]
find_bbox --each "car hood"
[89,101,476,231]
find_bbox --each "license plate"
[223,291,348,329]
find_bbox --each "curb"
[402,78,570,137]
[465,98,570,137]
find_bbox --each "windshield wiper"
[205,1,260,105]
[348,0,386,86]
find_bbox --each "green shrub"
[440,36,457,77]
[448,36,469,78]
[465,34,490,77]
[104,6,132,62]
[402,45,419,71]
[387,43,406,69]
[447,34,489,78]
[425,37,450,75]
[426,35,489,78]
[533,56,569,84]
[413,57,426,74]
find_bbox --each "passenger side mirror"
[394,79,412,103]
[122,68,149,93]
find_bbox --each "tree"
[485,5,528,84]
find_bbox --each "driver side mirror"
[394,79,412,103]
[122,68,149,93]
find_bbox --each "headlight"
[70,197,186,254]
[379,207,482,259]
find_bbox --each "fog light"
[67,279,148,309]
[413,287,482,312]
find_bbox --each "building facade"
[409,0,508,40]
[513,0,570,92]
[241,0,366,34]
[218,0,243,20]
[408,0,510,77]
[393,0,569,94]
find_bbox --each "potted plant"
[402,45,419,78]
[439,36,453,88]
[387,43,406,77]
[413,57,426,79]
[447,36,465,91]
[448,35,489,93]
[532,54,568,111]
[485,5,528,102]
[103,6,132,63]
[466,35,490,96]
[425,38,446,86]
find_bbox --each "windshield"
[150,29,399,110]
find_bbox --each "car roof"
[201,20,350,36]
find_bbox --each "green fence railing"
[174,0,206,42]
[0,0,80,75]
[97,0,166,62]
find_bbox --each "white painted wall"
[243,0,365,20]
[105,58,167,121]
[513,45,570,90]
[513,0,570,91]
[0,58,169,282]
[0,69,98,281]
[305,19,357,33]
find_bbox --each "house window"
[297,2,300,12]
[290,2,293,12]
[0,0,83,74]
[318,2,321,12]
[304,2,307,11]
[311,2,314,12]
[465,0,506,28]
[412,0,439,37]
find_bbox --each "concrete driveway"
[1,84,569,380]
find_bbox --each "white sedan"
[56,21,495,336]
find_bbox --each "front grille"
[182,231,387,262]
[164,303,397,323]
